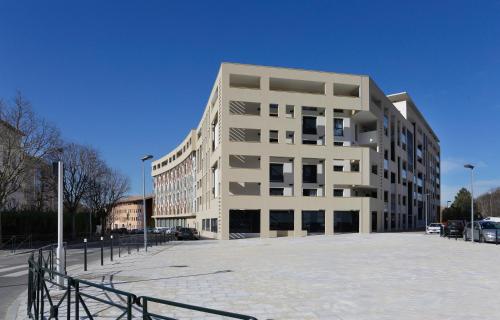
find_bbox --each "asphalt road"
[0,246,109,320]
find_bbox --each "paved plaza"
[15,233,500,319]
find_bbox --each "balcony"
[229,182,260,196]
[358,130,378,146]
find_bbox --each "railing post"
[110,235,114,262]
[142,297,148,320]
[40,268,45,317]
[66,277,71,319]
[127,295,133,320]
[84,239,88,271]
[27,259,32,317]
[75,281,80,319]
[100,236,104,266]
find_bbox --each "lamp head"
[464,164,474,170]
[141,154,154,161]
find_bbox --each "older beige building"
[152,63,440,240]
[110,195,153,230]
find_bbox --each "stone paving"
[16,233,500,319]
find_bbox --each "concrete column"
[294,209,302,236]
[325,210,334,235]
[260,209,270,238]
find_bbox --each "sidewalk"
[16,233,500,319]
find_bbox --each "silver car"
[463,221,500,243]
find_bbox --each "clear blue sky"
[1,1,499,204]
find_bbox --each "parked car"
[463,221,500,243]
[189,228,200,239]
[175,227,197,240]
[426,223,442,234]
[444,220,464,237]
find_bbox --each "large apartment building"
[152,63,440,240]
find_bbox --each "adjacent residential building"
[152,63,440,240]
[110,195,154,230]
[0,120,55,211]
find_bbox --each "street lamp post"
[56,161,65,285]
[464,164,475,243]
[141,154,153,251]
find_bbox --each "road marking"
[2,269,27,277]
[0,265,25,273]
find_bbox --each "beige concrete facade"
[152,63,440,240]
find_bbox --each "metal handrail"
[138,296,258,320]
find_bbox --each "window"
[334,189,344,197]
[303,165,317,183]
[334,141,344,146]
[286,105,294,118]
[210,218,218,233]
[269,104,279,117]
[303,189,317,196]
[333,165,344,172]
[371,165,378,175]
[384,191,388,203]
[383,114,389,136]
[270,163,284,182]
[334,118,344,137]
[302,116,317,134]
[286,131,295,144]
[270,188,284,196]
[391,172,396,184]
[269,130,279,143]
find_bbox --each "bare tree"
[477,187,500,218]
[83,167,130,234]
[59,143,101,239]
[0,92,60,242]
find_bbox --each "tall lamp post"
[141,154,153,251]
[464,164,475,243]
[56,160,65,285]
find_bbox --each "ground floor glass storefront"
[155,218,188,228]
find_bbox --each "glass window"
[270,188,284,196]
[334,189,344,197]
[333,165,344,172]
[302,189,317,196]
[302,116,317,134]
[270,163,284,182]
[302,165,317,183]
[269,104,279,117]
[334,118,344,136]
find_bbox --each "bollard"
[137,236,139,252]
[100,236,104,266]
[64,245,67,275]
[84,238,88,271]
[110,235,114,262]
[155,233,158,246]
[127,236,131,254]
[118,236,121,258]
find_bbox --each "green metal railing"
[27,245,257,319]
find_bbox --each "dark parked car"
[111,228,128,235]
[444,220,465,237]
[175,227,197,240]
